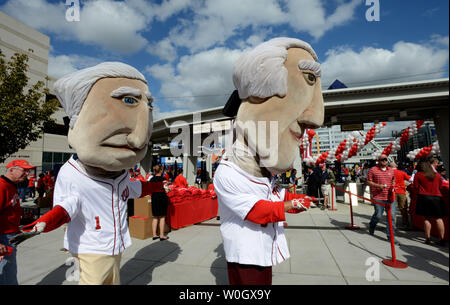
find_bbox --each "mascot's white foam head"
[231,37,324,175]
[54,62,153,172]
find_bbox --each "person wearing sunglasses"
[366,154,397,242]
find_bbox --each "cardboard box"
[134,196,152,218]
[131,197,171,236]
[128,216,171,239]
[129,217,152,240]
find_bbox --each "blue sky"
[1,0,448,125]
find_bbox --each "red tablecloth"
[166,197,218,229]
[410,186,449,241]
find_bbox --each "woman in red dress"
[413,159,448,247]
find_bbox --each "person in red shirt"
[367,154,397,241]
[44,170,55,191]
[390,162,412,228]
[0,159,35,285]
[413,159,448,247]
[134,169,145,182]
[163,170,170,183]
[174,168,188,188]
[27,174,36,199]
[35,173,46,203]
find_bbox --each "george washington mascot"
[214,37,324,285]
[10,62,166,285]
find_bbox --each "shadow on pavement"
[37,263,71,285]
[36,240,182,285]
[210,243,228,285]
[121,240,181,285]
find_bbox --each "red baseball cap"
[6,159,35,169]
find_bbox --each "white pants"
[321,184,331,198]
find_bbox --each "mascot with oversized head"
[214,37,324,285]
[10,62,165,285]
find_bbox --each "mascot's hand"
[8,222,46,247]
[291,197,313,211]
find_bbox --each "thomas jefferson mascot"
[214,37,324,285]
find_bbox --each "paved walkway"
[16,199,448,285]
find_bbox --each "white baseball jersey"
[54,155,142,256]
[213,159,290,267]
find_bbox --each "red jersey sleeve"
[245,200,285,224]
[22,206,70,233]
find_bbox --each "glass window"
[43,152,53,163]
[53,153,63,163]
[63,153,72,162]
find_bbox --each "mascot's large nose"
[127,109,150,150]
[299,85,324,128]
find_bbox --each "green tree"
[0,48,59,163]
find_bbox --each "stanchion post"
[382,204,408,269]
[329,185,337,211]
[345,188,359,230]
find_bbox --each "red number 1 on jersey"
[95,216,101,230]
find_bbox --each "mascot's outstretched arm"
[9,200,74,247]
[10,180,166,247]
[245,194,317,225]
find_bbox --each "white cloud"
[71,0,149,54]
[376,121,413,138]
[125,0,191,22]
[147,38,178,62]
[149,36,449,115]
[2,0,149,54]
[284,0,361,40]
[164,0,361,52]
[430,34,449,48]
[47,54,102,79]
[167,0,285,52]
[1,0,67,32]
[146,47,245,113]
[320,37,449,88]
[3,0,362,56]
[152,0,192,21]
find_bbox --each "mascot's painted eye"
[303,72,316,86]
[123,97,138,105]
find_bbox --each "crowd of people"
[1,156,448,285]
[12,170,56,208]
[278,155,448,247]
[128,164,213,241]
